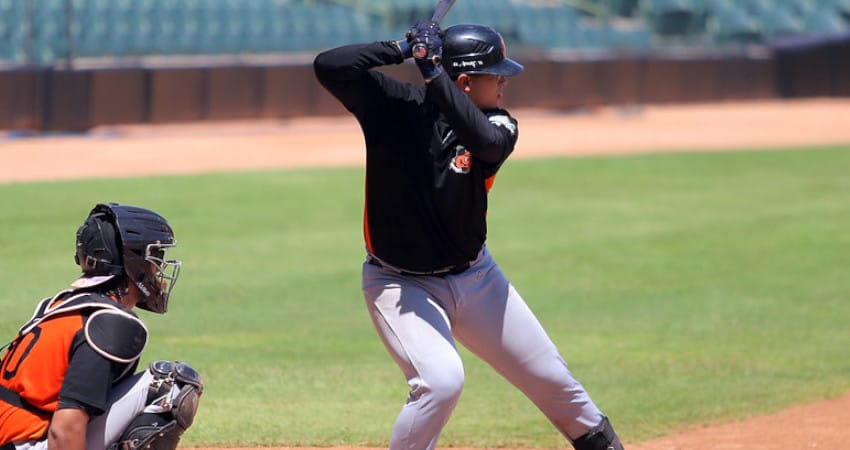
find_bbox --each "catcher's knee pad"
[110,361,204,450]
[146,360,204,429]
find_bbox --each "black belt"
[368,257,470,277]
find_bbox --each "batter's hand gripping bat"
[411,0,457,63]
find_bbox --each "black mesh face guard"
[137,241,181,314]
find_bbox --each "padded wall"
[0,46,839,132]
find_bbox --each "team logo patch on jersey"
[450,145,472,174]
[489,114,517,136]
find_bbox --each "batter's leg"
[450,250,606,442]
[362,263,464,450]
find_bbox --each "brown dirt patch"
[3,98,850,184]
[187,390,850,449]
[3,98,849,449]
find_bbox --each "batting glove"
[407,21,443,81]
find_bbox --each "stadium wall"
[0,40,847,132]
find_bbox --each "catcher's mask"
[442,24,524,79]
[75,203,181,314]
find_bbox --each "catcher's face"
[125,242,181,314]
[456,73,508,109]
[147,242,181,297]
[139,242,181,313]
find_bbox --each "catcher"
[0,203,203,450]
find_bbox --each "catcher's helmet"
[75,203,181,314]
[442,24,524,79]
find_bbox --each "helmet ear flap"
[76,213,123,276]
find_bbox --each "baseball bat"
[412,0,457,62]
[430,0,457,23]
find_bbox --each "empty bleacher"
[1,0,848,132]
[0,0,27,64]
[1,0,847,67]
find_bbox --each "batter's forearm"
[427,74,512,163]
[314,42,405,83]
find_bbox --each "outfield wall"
[1,37,848,132]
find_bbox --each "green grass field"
[1,145,849,448]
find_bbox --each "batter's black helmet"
[75,203,181,314]
[442,24,524,79]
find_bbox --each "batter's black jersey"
[314,41,519,272]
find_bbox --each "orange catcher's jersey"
[0,312,84,443]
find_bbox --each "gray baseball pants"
[362,246,605,450]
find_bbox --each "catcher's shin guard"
[108,412,183,450]
[110,361,203,450]
[572,416,624,450]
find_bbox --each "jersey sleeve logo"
[489,114,517,136]
[450,145,472,174]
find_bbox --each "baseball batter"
[314,22,625,450]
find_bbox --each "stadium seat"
[0,0,26,63]
[281,5,317,52]
[608,24,655,50]
[169,10,202,55]
[689,0,734,14]
[226,0,254,53]
[0,31,26,64]
[609,0,641,18]
[72,13,111,57]
[737,0,772,15]
[68,0,105,18]
[7,0,846,64]
[707,6,763,45]
[644,0,706,38]
[449,0,519,32]
[236,0,270,53]
[801,8,847,34]
[515,5,582,49]
[759,7,806,39]
[581,24,616,50]
[30,0,70,64]
[211,1,237,54]
[834,0,850,24]
[828,0,849,12]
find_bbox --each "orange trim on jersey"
[363,177,374,254]
[0,313,84,444]
[485,173,498,192]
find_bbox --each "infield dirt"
[2,98,849,449]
